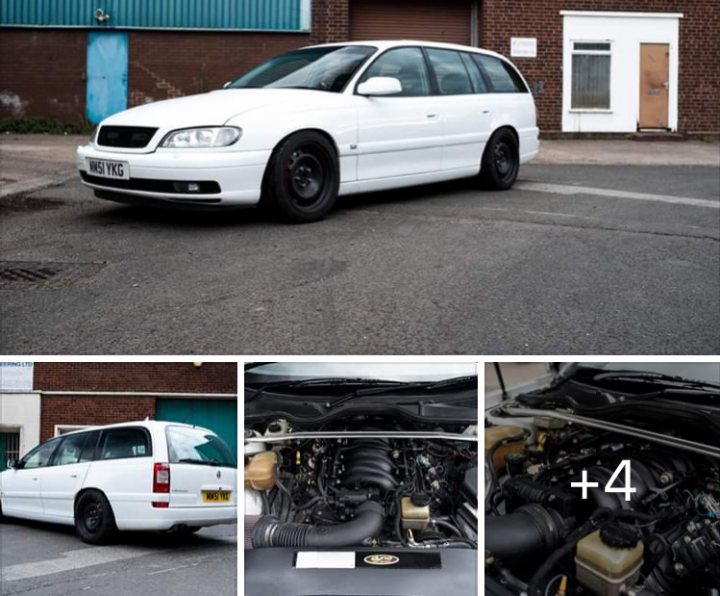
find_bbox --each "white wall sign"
[511,37,537,58]
[0,362,34,391]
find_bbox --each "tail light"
[152,463,170,507]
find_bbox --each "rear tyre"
[261,131,339,223]
[479,128,519,190]
[75,490,118,545]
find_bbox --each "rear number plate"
[202,490,231,503]
[86,158,129,180]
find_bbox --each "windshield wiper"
[246,378,405,403]
[325,376,477,411]
[591,371,720,391]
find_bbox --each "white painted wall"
[561,12,682,132]
[0,393,41,458]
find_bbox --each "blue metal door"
[86,31,128,125]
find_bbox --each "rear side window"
[460,52,488,93]
[166,426,236,468]
[473,54,528,93]
[99,428,151,460]
[426,49,473,95]
[358,47,431,97]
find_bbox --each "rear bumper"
[113,502,237,531]
[76,144,270,208]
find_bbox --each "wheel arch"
[261,128,340,184]
[74,486,114,515]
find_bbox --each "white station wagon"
[0,421,237,544]
[76,40,539,222]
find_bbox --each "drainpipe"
[470,0,480,47]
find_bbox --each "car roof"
[303,39,508,60]
[58,420,206,437]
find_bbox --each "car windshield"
[166,426,236,468]
[562,362,720,388]
[227,45,376,92]
[245,362,477,385]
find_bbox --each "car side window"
[426,49,473,95]
[473,54,528,93]
[358,47,430,97]
[460,52,489,93]
[99,428,151,461]
[52,433,91,466]
[21,438,62,469]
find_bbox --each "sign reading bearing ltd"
[0,362,34,391]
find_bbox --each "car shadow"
[1,516,234,549]
[79,178,482,228]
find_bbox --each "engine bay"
[485,416,720,596]
[245,419,478,551]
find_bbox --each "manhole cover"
[0,261,105,289]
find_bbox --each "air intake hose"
[485,504,567,561]
[252,501,385,548]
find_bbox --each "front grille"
[97,126,158,148]
[80,172,221,195]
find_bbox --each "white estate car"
[0,421,237,544]
[76,40,539,222]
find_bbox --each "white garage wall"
[0,393,41,458]
[561,11,682,133]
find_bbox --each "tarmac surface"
[1,148,718,355]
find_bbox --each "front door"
[86,31,129,125]
[355,47,443,181]
[639,43,669,129]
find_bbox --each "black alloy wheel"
[75,490,118,544]
[262,131,339,223]
[479,128,520,190]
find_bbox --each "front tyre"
[262,131,339,223]
[479,129,519,190]
[75,490,118,545]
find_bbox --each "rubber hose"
[485,504,566,561]
[252,500,385,548]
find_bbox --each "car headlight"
[160,126,242,148]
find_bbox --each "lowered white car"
[76,40,539,222]
[0,421,237,544]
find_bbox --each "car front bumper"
[76,144,271,208]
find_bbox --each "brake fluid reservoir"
[575,528,644,596]
[245,451,278,490]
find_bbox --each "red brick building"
[0,362,237,467]
[1,0,717,133]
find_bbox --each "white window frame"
[569,39,613,113]
[54,424,91,436]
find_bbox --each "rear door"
[41,431,98,521]
[165,425,237,509]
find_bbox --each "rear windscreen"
[166,426,236,468]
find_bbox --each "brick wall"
[40,395,156,441]
[480,0,720,132]
[34,362,237,393]
[0,29,86,122]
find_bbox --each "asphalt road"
[1,164,718,354]
[0,518,236,596]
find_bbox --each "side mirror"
[6,459,18,470]
[357,76,402,97]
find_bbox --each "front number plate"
[86,158,130,180]
[202,490,231,503]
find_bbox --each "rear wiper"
[325,376,477,411]
[592,371,720,391]
[247,378,405,403]
[177,458,222,466]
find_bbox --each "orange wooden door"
[639,43,669,129]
